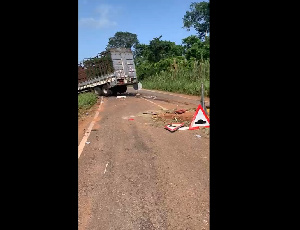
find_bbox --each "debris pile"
[174,109,186,114]
[149,108,195,132]
[150,106,210,133]
[154,108,195,124]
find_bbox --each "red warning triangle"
[189,104,210,130]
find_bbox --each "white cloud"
[79,17,116,28]
[79,4,117,29]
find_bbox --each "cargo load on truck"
[78,48,140,96]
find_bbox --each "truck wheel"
[111,87,118,96]
[94,86,101,96]
[101,84,112,97]
[118,85,127,94]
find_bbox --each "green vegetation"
[100,1,210,96]
[78,92,98,117]
[106,31,139,50]
[183,1,210,40]
[83,53,114,79]
[135,33,210,96]
[141,58,210,96]
[134,1,210,96]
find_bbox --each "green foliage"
[135,34,209,81]
[182,35,209,60]
[147,36,184,63]
[78,92,98,111]
[134,35,184,66]
[141,59,210,96]
[183,1,210,39]
[106,31,139,50]
[182,35,200,49]
[83,53,114,79]
[134,43,151,65]
[137,57,210,96]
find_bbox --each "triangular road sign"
[189,104,210,130]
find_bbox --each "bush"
[139,57,210,96]
[78,92,98,111]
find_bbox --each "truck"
[78,48,140,96]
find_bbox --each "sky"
[78,0,201,62]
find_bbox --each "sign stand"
[201,83,209,116]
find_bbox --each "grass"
[78,92,98,117]
[141,60,210,97]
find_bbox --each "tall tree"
[148,36,183,63]
[183,1,210,40]
[106,31,139,50]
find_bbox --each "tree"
[182,35,209,60]
[182,35,200,50]
[148,36,183,63]
[134,43,150,65]
[183,1,210,40]
[106,31,139,50]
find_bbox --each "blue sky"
[78,0,202,62]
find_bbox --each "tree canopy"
[106,32,139,50]
[182,35,209,60]
[147,36,183,63]
[183,1,210,40]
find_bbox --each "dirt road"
[78,88,209,230]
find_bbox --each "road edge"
[78,96,104,159]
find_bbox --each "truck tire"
[101,84,112,97]
[118,85,127,94]
[110,87,118,96]
[94,86,101,96]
